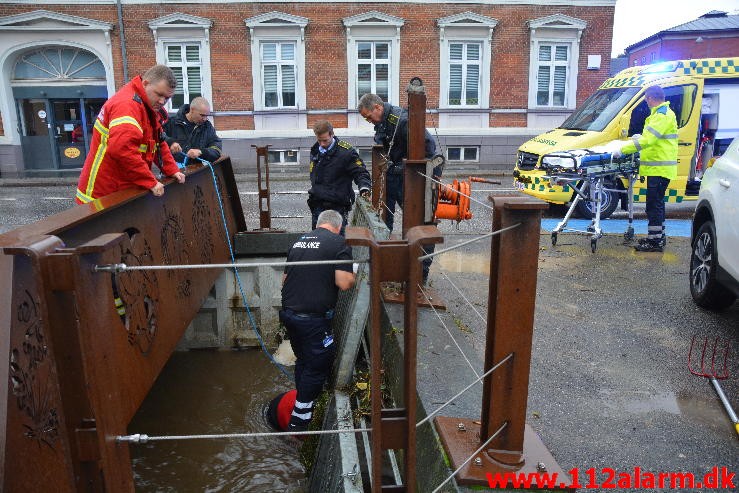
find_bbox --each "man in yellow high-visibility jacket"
[615,85,678,252]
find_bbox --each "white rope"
[416,352,513,429]
[441,271,486,324]
[430,421,508,493]
[117,426,373,444]
[418,223,520,261]
[418,283,480,379]
[94,258,369,273]
[417,171,496,212]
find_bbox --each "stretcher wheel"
[591,238,597,253]
[551,232,557,246]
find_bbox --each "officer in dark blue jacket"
[357,93,439,232]
[308,120,371,234]
[358,93,440,283]
[164,97,222,164]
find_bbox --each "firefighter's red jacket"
[75,76,180,204]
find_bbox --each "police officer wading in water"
[308,120,371,235]
[278,210,356,432]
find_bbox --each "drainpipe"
[116,0,129,82]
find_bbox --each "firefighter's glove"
[612,148,623,159]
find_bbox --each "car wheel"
[689,221,737,310]
[575,184,618,219]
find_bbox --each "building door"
[17,98,55,171]
[12,46,108,174]
[17,97,106,172]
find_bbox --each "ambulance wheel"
[690,221,736,311]
[591,238,597,253]
[551,233,557,246]
[575,187,618,219]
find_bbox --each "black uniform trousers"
[310,202,349,236]
[279,309,336,430]
[646,176,670,243]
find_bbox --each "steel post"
[347,225,442,492]
[402,78,429,238]
[252,145,272,230]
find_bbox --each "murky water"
[130,350,306,492]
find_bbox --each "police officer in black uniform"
[280,209,356,431]
[357,93,438,232]
[358,93,440,283]
[308,120,371,235]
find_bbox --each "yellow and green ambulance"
[513,57,739,218]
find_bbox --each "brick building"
[626,10,739,67]
[0,0,616,176]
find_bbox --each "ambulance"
[512,57,739,218]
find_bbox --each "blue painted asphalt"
[540,218,692,237]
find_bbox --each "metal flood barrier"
[0,159,245,492]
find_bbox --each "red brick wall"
[628,35,739,66]
[1,2,614,131]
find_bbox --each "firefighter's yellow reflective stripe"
[94,119,108,136]
[76,189,94,203]
[114,297,126,316]
[86,121,110,197]
[208,145,222,155]
[645,126,677,140]
[139,144,148,152]
[109,116,143,133]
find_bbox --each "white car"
[690,136,739,310]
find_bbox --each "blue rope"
[196,158,293,382]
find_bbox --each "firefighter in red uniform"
[75,64,186,204]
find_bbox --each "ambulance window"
[628,84,697,135]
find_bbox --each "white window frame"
[446,41,483,107]
[354,40,392,103]
[162,42,205,111]
[245,11,308,130]
[446,146,479,162]
[259,41,298,109]
[267,149,300,165]
[343,11,404,118]
[527,14,586,110]
[149,13,213,113]
[533,43,570,108]
[438,12,497,110]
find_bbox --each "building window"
[261,42,296,108]
[650,52,656,62]
[343,11,404,124]
[536,44,568,107]
[448,42,482,106]
[165,43,203,110]
[527,14,586,111]
[447,146,479,162]
[357,41,390,102]
[641,56,646,64]
[245,12,308,130]
[268,149,299,164]
[149,13,213,113]
[357,147,373,164]
[437,12,497,114]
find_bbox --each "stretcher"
[542,150,639,253]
